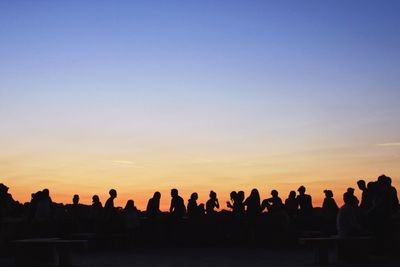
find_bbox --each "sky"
[1,0,399,210]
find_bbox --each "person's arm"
[226,201,233,209]
[215,199,219,209]
[169,199,174,213]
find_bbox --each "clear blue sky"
[0,1,399,206]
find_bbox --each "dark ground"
[1,246,400,267]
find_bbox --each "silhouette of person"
[92,195,103,209]
[105,189,117,209]
[296,186,313,216]
[35,189,53,222]
[198,203,206,216]
[169,189,186,219]
[103,189,118,231]
[226,191,237,211]
[262,190,284,213]
[0,183,16,221]
[322,190,339,234]
[146,191,161,218]
[347,187,359,206]
[285,191,298,218]
[236,191,245,216]
[337,191,365,237]
[206,190,219,215]
[379,175,399,213]
[67,194,84,232]
[187,192,199,218]
[244,189,261,218]
[123,200,140,230]
[357,180,372,210]
[91,195,103,231]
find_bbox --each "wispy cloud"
[377,142,400,147]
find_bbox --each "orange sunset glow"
[1,1,400,211]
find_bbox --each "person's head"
[198,203,205,212]
[0,183,9,194]
[298,186,306,195]
[250,189,260,201]
[347,187,355,195]
[42,188,50,197]
[209,190,217,199]
[378,174,392,187]
[324,190,333,198]
[109,189,117,198]
[230,191,237,201]
[92,195,100,203]
[289,191,296,199]
[153,191,161,200]
[271,190,278,197]
[125,199,134,210]
[190,192,198,201]
[357,180,366,191]
[73,194,79,205]
[171,188,178,197]
[237,191,245,202]
[343,192,356,206]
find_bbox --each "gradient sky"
[1,1,399,209]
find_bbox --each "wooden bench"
[300,236,374,265]
[13,238,88,267]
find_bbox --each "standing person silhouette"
[206,190,219,215]
[296,186,313,216]
[169,189,186,219]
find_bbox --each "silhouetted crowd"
[0,174,399,248]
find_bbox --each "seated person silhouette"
[226,191,237,210]
[169,189,186,219]
[378,175,399,213]
[236,191,245,216]
[357,180,372,210]
[347,187,359,206]
[322,190,339,234]
[296,186,313,216]
[244,189,261,218]
[105,189,117,210]
[285,191,298,218]
[206,190,219,215]
[187,192,200,218]
[67,194,84,231]
[123,199,140,231]
[0,183,17,221]
[34,189,53,222]
[146,191,161,218]
[322,190,338,214]
[337,191,366,237]
[90,195,103,229]
[198,203,206,216]
[104,189,118,231]
[262,190,284,213]
[92,195,103,209]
